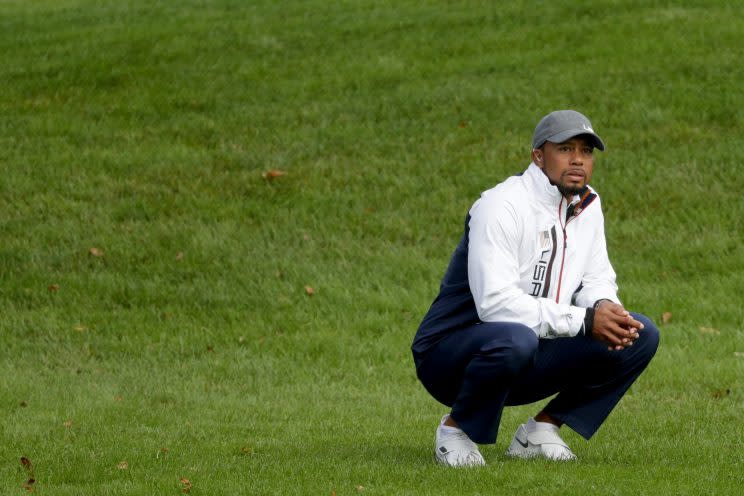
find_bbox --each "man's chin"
[558,183,585,197]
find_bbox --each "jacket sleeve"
[467,196,586,338]
[572,200,621,308]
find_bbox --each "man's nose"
[570,150,583,165]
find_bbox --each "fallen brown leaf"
[47,284,59,292]
[180,478,193,493]
[698,326,720,335]
[356,485,365,492]
[113,395,123,402]
[89,247,104,257]
[20,457,32,470]
[305,286,314,296]
[661,312,672,324]
[240,445,253,456]
[458,121,468,128]
[117,461,129,470]
[73,324,87,332]
[63,419,73,428]
[22,478,35,492]
[711,388,731,399]
[262,169,286,179]
[175,251,184,261]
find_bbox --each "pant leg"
[416,322,538,444]
[505,313,660,439]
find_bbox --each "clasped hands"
[591,301,644,351]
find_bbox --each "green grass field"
[1,0,743,494]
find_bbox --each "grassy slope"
[1,0,742,494]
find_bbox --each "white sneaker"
[505,422,577,461]
[434,415,485,467]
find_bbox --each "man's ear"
[531,148,543,167]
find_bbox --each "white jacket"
[467,163,620,338]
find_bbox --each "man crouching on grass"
[411,110,659,466]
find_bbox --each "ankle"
[534,411,562,427]
[443,414,460,429]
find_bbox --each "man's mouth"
[565,170,585,180]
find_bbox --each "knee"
[509,327,539,367]
[629,313,660,363]
[478,323,538,374]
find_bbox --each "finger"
[626,316,643,329]
[605,311,632,326]
[607,321,632,339]
[621,326,640,343]
[624,327,638,340]
[611,324,638,344]
[608,305,628,317]
[601,328,625,346]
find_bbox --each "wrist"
[593,299,611,310]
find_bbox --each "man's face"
[532,136,595,199]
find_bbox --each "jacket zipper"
[555,200,576,303]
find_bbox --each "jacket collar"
[523,163,596,219]
[524,162,565,208]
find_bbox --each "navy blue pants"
[416,313,659,444]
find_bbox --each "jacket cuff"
[583,307,595,336]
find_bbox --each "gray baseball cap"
[532,110,605,151]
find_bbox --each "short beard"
[547,177,585,198]
[557,183,585,198]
